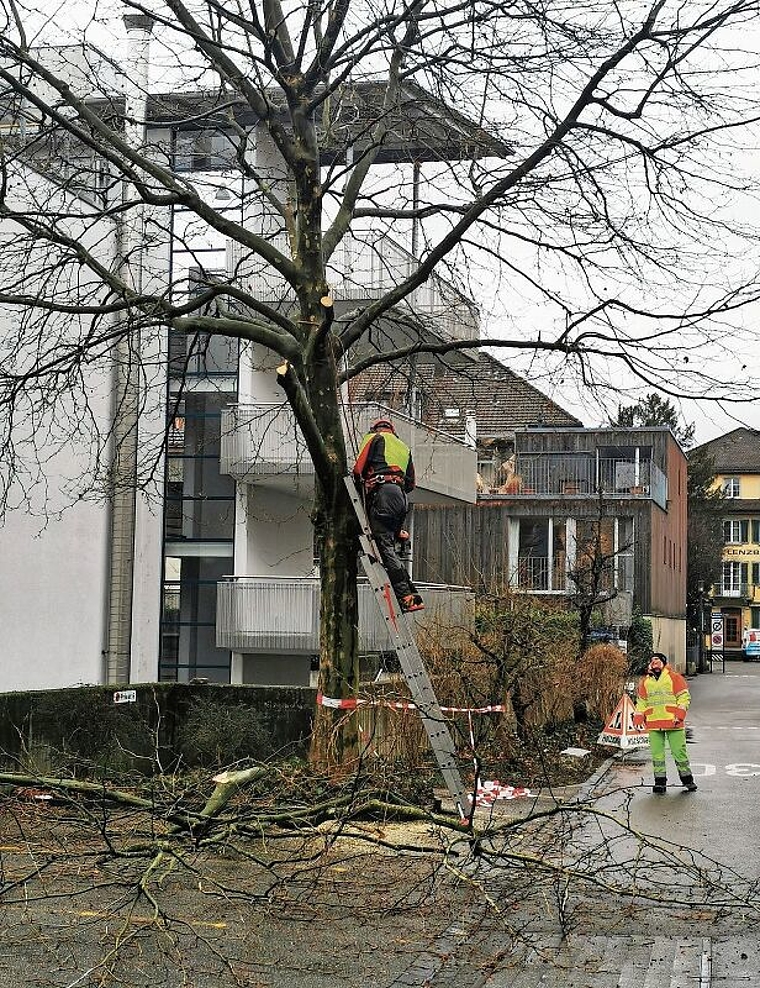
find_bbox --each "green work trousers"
[647,728,691,777]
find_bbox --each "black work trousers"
[367,483,417,602]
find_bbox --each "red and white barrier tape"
[474,781,533,805]
[316,693,506,714]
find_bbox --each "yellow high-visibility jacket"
[635,667,691,730]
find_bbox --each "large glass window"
[598,445,652,493]
[174,129,238,172]
[161,391,236,682]
[574,518,616,593]
[722,562,747,596]
[160,556,233,682]
[723,520,749,544]
[518,518,550,590]
[517,518,566,591]
[572,516,634,593]
[169,329,238,382]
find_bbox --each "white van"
[742,629,760,660]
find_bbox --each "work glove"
[674,707,687,728]
[633,713,646,729]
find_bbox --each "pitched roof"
[75,80,511,165]
[348,351,582,441]
[692,427,760,474]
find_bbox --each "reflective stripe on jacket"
[635,667,691,730]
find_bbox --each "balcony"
[481,453,667,510]
[228,231,479,344]
[216,577,474,653]
[219,401,477,504]
[710,583,759,602]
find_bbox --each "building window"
[722,561,748,596]
[723,477,741,498]
[174,129,237,172]
[723,520,749,544]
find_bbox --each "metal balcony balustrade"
[710,583,759,600]
[219,401,477,503]
[483,453,667,509]
[516,556,568,593]
[227,231,479,343]
[216,576,474,653]
[515,554,634,595]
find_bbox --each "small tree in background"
[611,393,695,449]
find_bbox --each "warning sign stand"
[597,693,649,750]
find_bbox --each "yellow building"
[694,428,760,657]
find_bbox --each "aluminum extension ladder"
[344,477,471,821]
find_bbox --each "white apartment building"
[0,30,484,691]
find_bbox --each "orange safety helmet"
[371,417,395,433]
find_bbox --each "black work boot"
[680,774,698,792]
[652,777,667,794]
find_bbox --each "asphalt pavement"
[391,658,760,988]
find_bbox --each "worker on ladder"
[353,417,424,613]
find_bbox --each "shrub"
[573,643,628,721]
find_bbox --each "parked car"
[742,629,760,661]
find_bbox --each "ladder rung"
[344,477,471,819]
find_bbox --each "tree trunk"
[283,296,361,771]
[310,478,361,769]
[307,374,361,771]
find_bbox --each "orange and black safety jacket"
[353,431,415,493]
[635,666,691,730]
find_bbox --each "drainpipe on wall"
[105,14,154,684]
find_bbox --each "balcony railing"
[710,583,759,601]
[220,401,477,503]
[515,554,634,595]
[216,577,474,653]
[516,556,568,592]
[228,231,479,343]
[482,453,667,509]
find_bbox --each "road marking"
[690,763,760,777]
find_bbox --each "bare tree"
[566,499,630,650]
[2,0,760,763]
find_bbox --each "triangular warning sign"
[597,693,649,749]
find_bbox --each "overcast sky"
[12,0,760,447]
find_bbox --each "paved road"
[391,660,760,988]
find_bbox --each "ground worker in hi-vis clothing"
[633,652,698,794]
